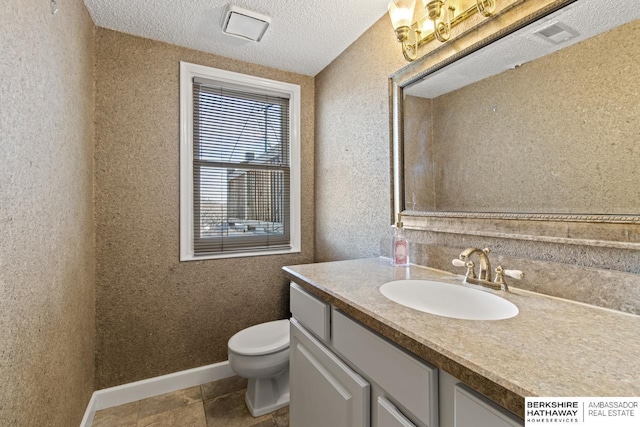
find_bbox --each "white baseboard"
[80,361,233,427]
[79,392,98,427]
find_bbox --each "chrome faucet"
[459,247,492,282]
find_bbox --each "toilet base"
[245,369,290,417]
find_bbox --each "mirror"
[390,0,640,246]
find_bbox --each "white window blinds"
[192,77,291,255]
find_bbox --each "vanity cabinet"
[289,281,523,427]
[290,282,436,427]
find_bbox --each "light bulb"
[388,0,416,30]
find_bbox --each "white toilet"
[228,319,290,417]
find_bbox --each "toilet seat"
[228,319,289,356]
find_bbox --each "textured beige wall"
[0,1,95,426]
[427,20,640,213]
[315,16,406,261]
[94,28,314,388]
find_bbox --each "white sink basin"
[379,279,518,320]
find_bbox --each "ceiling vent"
[221,5,271,42]
[534,21,579,44]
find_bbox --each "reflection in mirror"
[402,1,639,215]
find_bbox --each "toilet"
[228,319,290,417]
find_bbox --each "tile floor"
[91,376,289,427]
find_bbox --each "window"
[180,62,301,260]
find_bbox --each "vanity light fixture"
[388,0,420,61]
[388,0,497,62]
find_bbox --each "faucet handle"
[452,258,466,267]
[494,266,524,291]
[452,258,477,279]
[504,269,524,280]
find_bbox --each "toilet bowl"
[228,319,290,417]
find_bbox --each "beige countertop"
[282,258,640,418]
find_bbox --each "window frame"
[179,61,301,261]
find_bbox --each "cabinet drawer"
[290,282,330,342]
[332,309,438,427]
[454,384,523,427]
[377,397,417,427]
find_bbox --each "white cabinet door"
[455,384,523,427]
[377,397,418,427]
[290,318,370,427]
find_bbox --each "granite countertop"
[282,258,640,418]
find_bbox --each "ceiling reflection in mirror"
[401,1,639,215]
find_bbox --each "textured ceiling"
[83,0,391,76]
[405,0,640,98]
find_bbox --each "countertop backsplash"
[379,229,640,315]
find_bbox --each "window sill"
[180,247,301,262]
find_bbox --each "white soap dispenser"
[391,218,409,266]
